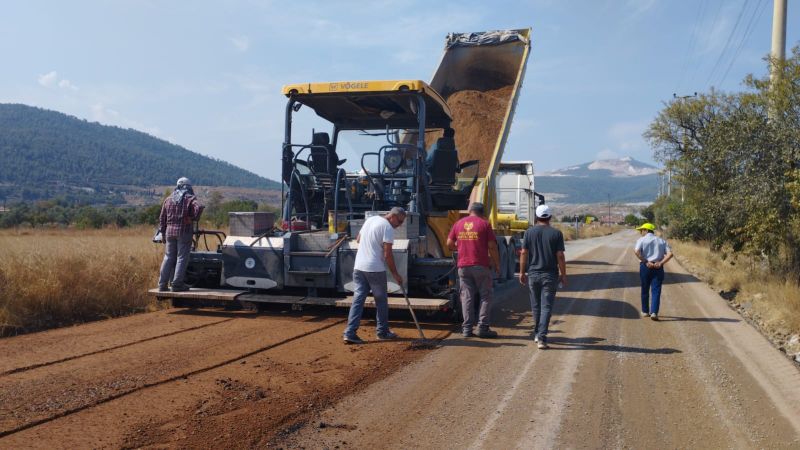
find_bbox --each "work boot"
[171,284,190,292]
[343,334,365,345]
[477,328,498,339]
[377,331,398,340]
[462,328,474,338]
[158,285,169,292]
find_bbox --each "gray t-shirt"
[523,224,565,273]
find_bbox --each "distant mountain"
[536,157,659,204]
[544,156,659,178]
[0,104,280,204]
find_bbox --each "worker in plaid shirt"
[158,177,204,292]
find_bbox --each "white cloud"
[38,70,78,90]
[58,79,78,91]
[38,71,58,87]
[229,35,250,52]
[596,148,620,160]
[91,102,120,122]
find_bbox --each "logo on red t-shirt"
[448,216,496,268]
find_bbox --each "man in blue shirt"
[633,223,673,320]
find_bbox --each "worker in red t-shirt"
[446,202,501,338]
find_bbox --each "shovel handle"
[400,286,426,341]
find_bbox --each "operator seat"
[310,132,346,177]
[427,135,458,186]
[425,128,477,211]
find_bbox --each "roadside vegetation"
[0,192,278,336]
[0,192,276,229]
[671,240,800,358]
[645,48,800,359]
[645,47,800,282]
[0,227,163,336]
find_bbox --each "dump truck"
[151,29,534,317]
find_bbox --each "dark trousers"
[527,271,558,343]
[639,263,664,314]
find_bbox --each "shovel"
[400,285,436,349]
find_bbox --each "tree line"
[0,193,277,230]
[645,47,800,281]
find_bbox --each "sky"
[2,0,799,182]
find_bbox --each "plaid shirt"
[159,194,203,239]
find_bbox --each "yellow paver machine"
[152,29,540,318]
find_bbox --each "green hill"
[536,174,658,204]
[0,104,280,203]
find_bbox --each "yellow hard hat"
[636,223,656,231]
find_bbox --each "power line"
[717,0,769,87]
[676,0,709,93]
[689,0,727,89]
[706,0,751,87]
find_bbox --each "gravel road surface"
[283,231,800,449]
[1,230,798,449]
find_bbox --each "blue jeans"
[527,271,558,343]
[639,263,664,314]
[158,233,193,289]
[344,270,390,337]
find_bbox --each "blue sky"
[2,0,797,181]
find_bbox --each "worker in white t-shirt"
[343,207,406,344]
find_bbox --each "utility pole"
[771,0,787,83]
[671,93,697,203]
[607,193,611,227]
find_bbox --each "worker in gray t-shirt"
[518,204,566,349]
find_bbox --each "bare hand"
[559,274,567,288]
[393,274,404,287]
[519,272,528,285]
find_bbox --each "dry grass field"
[0,223,632,337]
[672,240,800,355]
[0,227,164,336]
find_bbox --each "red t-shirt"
[447,216,496,268]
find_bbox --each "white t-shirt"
[354,215,394,272]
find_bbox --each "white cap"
[176,177,191,187]
[535,204,552,219]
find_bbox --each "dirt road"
[1,231,799,448]
[0,297,450,447]
[283,231,800,449]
